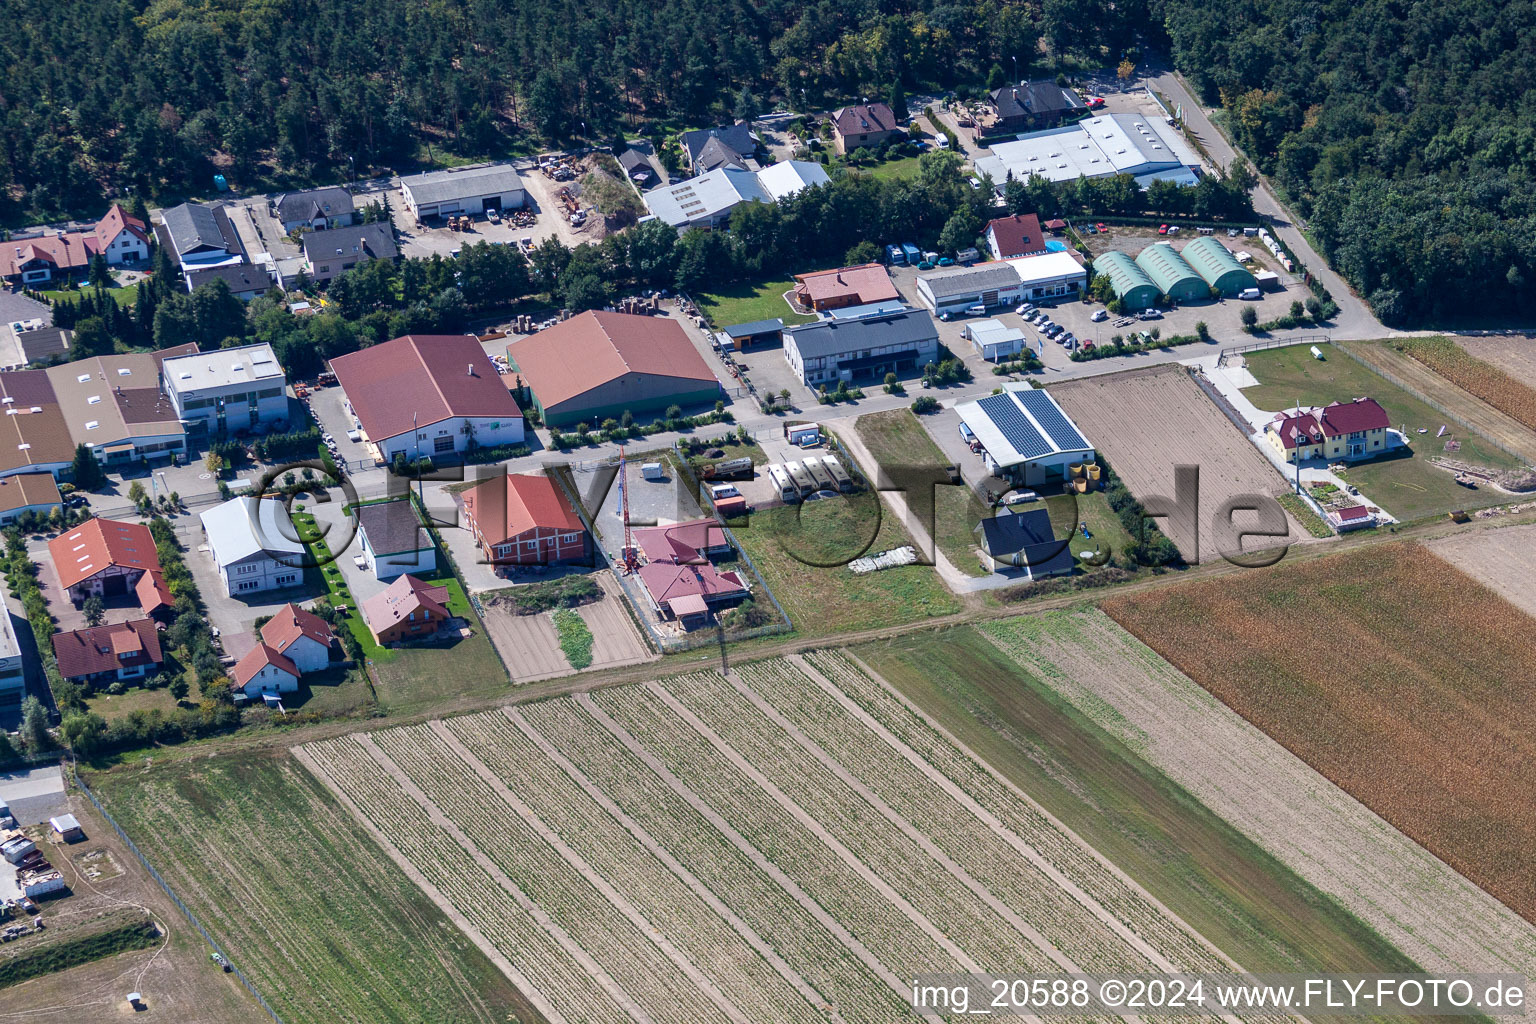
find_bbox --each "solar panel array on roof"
[1014,388,1087,451]
[978,393,1052,459]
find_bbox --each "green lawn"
[730,500,959,636]
[42,285,136,307]
[855,626,1423,977]
[1244,344,1518,521]
[857,155,924,181]
[90,752,537,1024]
[695,276,817,328]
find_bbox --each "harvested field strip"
[655,671,1072,976]
[369,724,741,1024]
[517,698,915,1024]
[979,608,1536,979]
[733,658,1171,975]
[1392,336,1536,433]
[585,685,977,975]
[802,650,1235,978]
[93,752,531,1024]
[300,734,638,1023]
[1429,524,1536,619]
[1101,542,1536,923]
[433,714,830,1024]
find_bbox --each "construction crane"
[617,446,639,573]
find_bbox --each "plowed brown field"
[1103,542,1536,922]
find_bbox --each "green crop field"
[1243,344,1518,521]
[730,499,959,636]
[854,625,1421,976]
[90,752,540,1024]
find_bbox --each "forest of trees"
[1160,0,1536,323]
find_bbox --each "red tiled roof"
[47,518,160,591]
[1336,504,1370,522]
[1270,410,1326,450]
[52,619,162,680]
[361,574,451,635]
[633,519,729,563]
[506,312,718,412]
[329,334,522,445]
[986,214,1047,258]
[231,643,299,688]
[637,560,747,612]
[0,206,147,278]
[793,264,900,306]
[1044,218,1067,230]
[260,603,337,654]
[1318,397,1389,436]
[135,569,174,615]
[832,103,899,137]
[91,205,150,252]
[462,472,584,546]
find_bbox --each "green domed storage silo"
[1182,236,1257,296]
[1135,242,1207,303]
[1091,250,1161,310]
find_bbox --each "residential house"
[987,82,1087,134]
[984,213,1047,260]
[461,472,588,572]
[273,187,357,232]
[792,263,901,312]
[355,499,436,579]
[301,222,399,286]
[632,519,747,628]
[975,507,1075,576]
[1266,398,1391,463]
[198,496,305,596]
[158,203,245,272]
[831,103,903,154]
[162,343,288,434]
[361,573,452,645]
[230,644,300,698]
[0,205,150,286]
[52,619,163,685]
[259,603,341,673]
[330,334,523,463]
[679,124,758,171]
[183,263,275,299]
[618,148,656,186]
[782,308,939,386]
[47,518,160,604]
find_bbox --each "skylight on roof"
[77,374,91,383]
[88,395,101,405]
[85,420,99,430]
[117,367,132,376]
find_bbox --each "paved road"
[1148,72,1389,341]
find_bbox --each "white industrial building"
[754,160,831,201]
[974,113,1201,189]
[956,384,1096,487]
[199,496,305,596]
[400,163,526,220]
[915,262,1027,316]
[644,167,771,231]
[1006,251,1088,302]
[782,309,940,386]
[162,343,288,434]
[965,319,1026,361]
[0,609,22,704]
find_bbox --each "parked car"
[1086,97,1106,109]
[1166,225,1181,236]
[1096,222,1107,233]
[1228,228,1240,237]
[1158,224,1169,235]
[1238,287,1263,300]
[487,208,501,223]
[917,261,934,271]
[937,256,955,267]
[1138,309,1163,320]
[1016,303,1036,316]
[1090,309,1108,322]
[965,304,988,317]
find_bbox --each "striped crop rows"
[299,656,1292,1024]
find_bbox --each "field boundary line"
[73,772,289,1024]
[491,709,852,1024]
[289,744,571,1024]
[628,681,987,975]
[706,668,1093,979]
[786,655,1189,975]
[566,694,913,1001]
[425,721,755,1024]
[352,734,660,1024]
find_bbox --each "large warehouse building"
[1135,242,1207,304]
[400,164,525,220]
[782,308,939,386]
[1091,251,1160,309]
[506,312,723,428]
[1005,251,1087,303]
[956,385,1096,487]
[1181,237,1258,295]
[974,113,1201,188]
[915,263,1026,316]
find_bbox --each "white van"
[1238,288,1262,300]
[1002,491,1038,505]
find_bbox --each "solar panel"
[1015,389,1088,451]
[978,394,1052,460]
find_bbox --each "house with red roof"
[0,205,150,286]
[505,311,723,428]
[1266,397,1391,463]
[230,644,300,697]
[329,334,524,465]
[461,472,589,572]
[361,574,453,645]
[984,213,1048,261]
[52,619,163,685]
[260,603,340,673]
[47,518,160,605]
[631,517,747,629]
[792,264,901,312]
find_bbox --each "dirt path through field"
[1428,524,1536,618]
[978,609,1536,980]
[1349,342,1536,462]
[580,574,657,669]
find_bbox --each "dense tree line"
[1159,0,1536,323]
[0,0,1143,221]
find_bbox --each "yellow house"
[1267,398,1391,463]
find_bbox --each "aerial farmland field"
[1050,366,1305,563]
[296,658,1311,1024]
[977,608,1536,979]
[1102,541,1536,923]
[1428,522,1536,618]
[1456,335,1536,389]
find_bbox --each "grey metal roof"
[356,499,429,556]
[400,163,525,206]
[643,167,771,227]
[721,318,784,337]
[679,124,756,165]
[976,508,1075,575]
[275,187,355,224]
[161,203,236,255]
[918,262,1021,299]
[301,222,399,263]
[184,264,274,295]
[784,309,937,359]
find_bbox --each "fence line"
[1217,334,1331,365]
[73,771,287,1024]
[1333,344,1535,467]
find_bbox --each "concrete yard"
[0,766,68,826]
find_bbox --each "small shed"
[1043,218,1067,234]
[49,814,84,842]
[719,318,784,350]
[786,423,821,446]
[965,319,1025,361]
